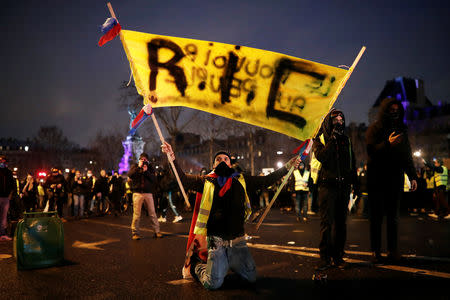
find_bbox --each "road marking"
[81,219,188,238]
[72,239,120,250]
[167,279,194,285]
[81,219,450,278]
[248,243,450,279]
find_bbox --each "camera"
[142,160,149,166]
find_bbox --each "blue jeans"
[295,191,308,218]
[195,236,256,290]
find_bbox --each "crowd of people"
[0,156,187,242]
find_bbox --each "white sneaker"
[0,235,12,241]
[428,213,439,219]
[158,217,166,223]
[173,215,183,223]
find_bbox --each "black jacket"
[128,164,158,194]
[72,177,89,195]
[94,176,109,195]
[366,98,417,187]
[312,109,358,187]
[44,174,67,193]
[0,167,15,197]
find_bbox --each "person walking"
[366,97,417,264]
[128,153,162,240]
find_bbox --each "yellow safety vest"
[293,169,310,191]
[424,172,435,189]
[125,181,132,194]
[434,166,448,189]
[310,134,352,184]
[37,185,45,196]
[403,173,411,192]
[194,175,252,236]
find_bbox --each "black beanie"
[213,150,231,164]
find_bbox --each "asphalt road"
[1,209,449,299]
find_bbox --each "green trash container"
[14,211,64,270]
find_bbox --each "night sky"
[1,0,449,147]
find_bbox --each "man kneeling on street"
[162,141,300,290]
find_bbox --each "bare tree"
[88,129,126,171]
[154,107,200,153]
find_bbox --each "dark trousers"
[318,184,349,261]
[368,187,402,254]
[433,187,449,217]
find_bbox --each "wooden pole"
[106,2,191,208]
[254,47,366,231]
[151,114,191,208]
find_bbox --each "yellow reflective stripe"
[198,208,209,216]
[195,222,207,228]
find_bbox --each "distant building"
[0,138,96,179]
[368,76,449,164]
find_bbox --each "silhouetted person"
[366,97,417,264]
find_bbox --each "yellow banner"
[121,30,348,141]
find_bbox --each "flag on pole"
[119,30,349,141]
[129,104,153,136]
[98,18,122,46]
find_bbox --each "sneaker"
[132,234,141,240]
[154,232,163,238]
[173,215,183,223]
[158,217,166,223]
[0,235,12,241]
[428,213,439,219]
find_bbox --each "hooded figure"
[312,108,358,270]
[366,97,417,263]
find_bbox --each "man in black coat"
[44,168,68,218]
[366,97,417,263]
[312,109,358,270]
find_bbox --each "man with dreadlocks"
[162,141,300,290]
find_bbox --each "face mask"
[332,123,345,135]
[215,161,234,177]
[389,112,400,120]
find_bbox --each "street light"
[24,146,29,152]
[277,151,283,155]
[413,150,422,157]
[276,161,283,168]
